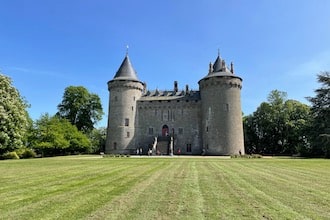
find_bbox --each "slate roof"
[213,55,222,72]
[139,90,201,101]
[113,55,139,81]
[201,55,242,81]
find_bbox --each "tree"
[88,127,106,153]
[57,86,103,132]
[0,74,30,155]
[31,114,91,156]
[307,72,330,157]
[244,90,311,155]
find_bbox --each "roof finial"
[217,48,220,57]
[126,45,129,55]
[209,62,213,73]
[230,62,234,74]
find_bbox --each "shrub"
[15,148,36,159]
[231,154,263,159]
[21,148,36,159]
[1,152,20,160]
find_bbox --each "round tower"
[105,54,144,154]
[198,54,244,155]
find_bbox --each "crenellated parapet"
[108,79,144,91]
[199,77,242,90]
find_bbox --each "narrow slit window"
[187,144,192,152]
[125,118,129,126]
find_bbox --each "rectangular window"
[178,128,183,135]
[148,127,154,135]
[163,112,168,121]
[125,118,129,126]
[126,132,130,138]
[113,142,117,150]
[224,103,229,111]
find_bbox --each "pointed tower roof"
[199,52,242,82]
[212,55,222,72]
[113,55,139,80]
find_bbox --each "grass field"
[1,156,330,220]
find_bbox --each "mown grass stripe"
[0,157,329,219]
[49,160,167,219]
[2,167,136,219]
[1,157,156,219]
[86,159,174,220]
[0,161,135,209]
[217,160,329,219]
[219,161,304,219]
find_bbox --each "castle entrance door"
[162,125,169,136]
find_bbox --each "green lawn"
[1,156,329,220]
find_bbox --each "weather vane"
[126,45,129,55]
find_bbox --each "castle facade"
[105,53,244,155]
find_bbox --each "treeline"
[1,72,329,159]
[244,72,329,158]
[0,74,106,159]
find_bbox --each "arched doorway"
[162,125,169,136]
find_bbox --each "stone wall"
[105,80,144,154]
[199,76,244,155]
[136,98,202,154]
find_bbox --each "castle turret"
[198,54,244,155]
[105,54,144,154]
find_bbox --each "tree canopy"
[307,72,330,157]
[57,86,103,132]
[244,90,311,155]
[88,127,106,153]
[31,114,91,156]
[0,74,30,155]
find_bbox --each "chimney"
[174,81,178,92]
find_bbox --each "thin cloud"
[7,66,73,80]
[288,50,330,77]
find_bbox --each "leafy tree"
[307,72,330,157]
[57,86,103,132]
[283,100,311,155]
[244,90,311,155]
[32,114,91,156]
[0,74,30,155]
[88,127,106,153]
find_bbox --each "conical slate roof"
[212,55,222,72]
[113,55,139,80]
[200,54,242,82]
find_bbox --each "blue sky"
[1,0,330,127]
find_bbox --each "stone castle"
[105,52,244,155]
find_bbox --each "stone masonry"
[105,52,245,156]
